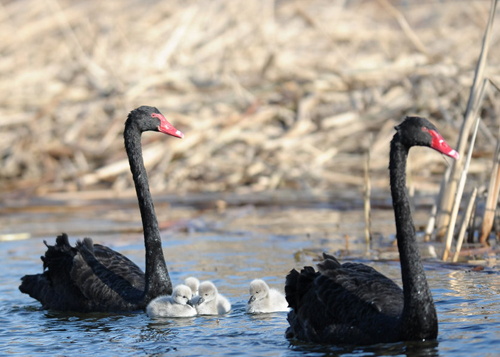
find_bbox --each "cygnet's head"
[248,279,270,303]
[197,281,218,305]
[184,277,200,295]
[172,284,194,306]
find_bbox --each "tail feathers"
[19,273,57,309]
[285,252,339,311]
[76,237,94,251]
[20,272,86,311]
[317,252,341,272]
[76,237,95,260]
[20,233,84,310]
[322,252,339,262]
[19,274,42,295]
[285,266,317,311]
[56,232,71,247]
[285,269,300,310]
[42,233,76,270]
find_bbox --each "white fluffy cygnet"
[196,281,231,315]
[246,279,289,314]
[146,284,197,318]
[185,277,200,295]
[184,276,201,304]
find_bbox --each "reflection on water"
[1,206,500,357]
[289,339,440,357]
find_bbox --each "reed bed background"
[1,0,499,205]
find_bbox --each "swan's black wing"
[20,234,83,311]
[285,253,404,345]
[71,238,146,311]
[19,233,146,312]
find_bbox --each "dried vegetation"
[1,0,500,203]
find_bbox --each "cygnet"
[246,279,289,314]
[146,284,197,318]
[196,281,231,315]
[184,276,201,304]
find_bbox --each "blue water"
[2,230,500,356]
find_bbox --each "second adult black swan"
[19,106,183,312]
[285,116,459,345]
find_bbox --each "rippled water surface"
[2,205,500,357]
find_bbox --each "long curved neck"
[124,122,172,302]
[390,135,437,339]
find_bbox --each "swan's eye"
[152,113,169,129]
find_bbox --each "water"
[2,209,500,356]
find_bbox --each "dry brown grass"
[1,0,499,201]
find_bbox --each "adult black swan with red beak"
[285,116,459,345]
[20,106,183,312]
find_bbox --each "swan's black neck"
[389,134,437,340]
[124,121,172,303]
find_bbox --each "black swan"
[285,116,459,345]
[19,106,183,312]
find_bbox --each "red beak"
[154,113,184,138]
[428,129,459,160]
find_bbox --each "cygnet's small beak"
[248,295,256,304]
[187,300,194,307]
[197,297,204,305]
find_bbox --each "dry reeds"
[442,118,480,261]
[452,187,478,263]
[434,0,498,236]
[479,138,500,244]
[363,146,372,246]
[0,0,498,211]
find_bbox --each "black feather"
[19,106,179,312]
[285,117,449,345]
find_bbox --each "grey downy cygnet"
[196,281,231,315]
[147,284,197,318]
[184,276,201,304]
[246,279,289,314]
